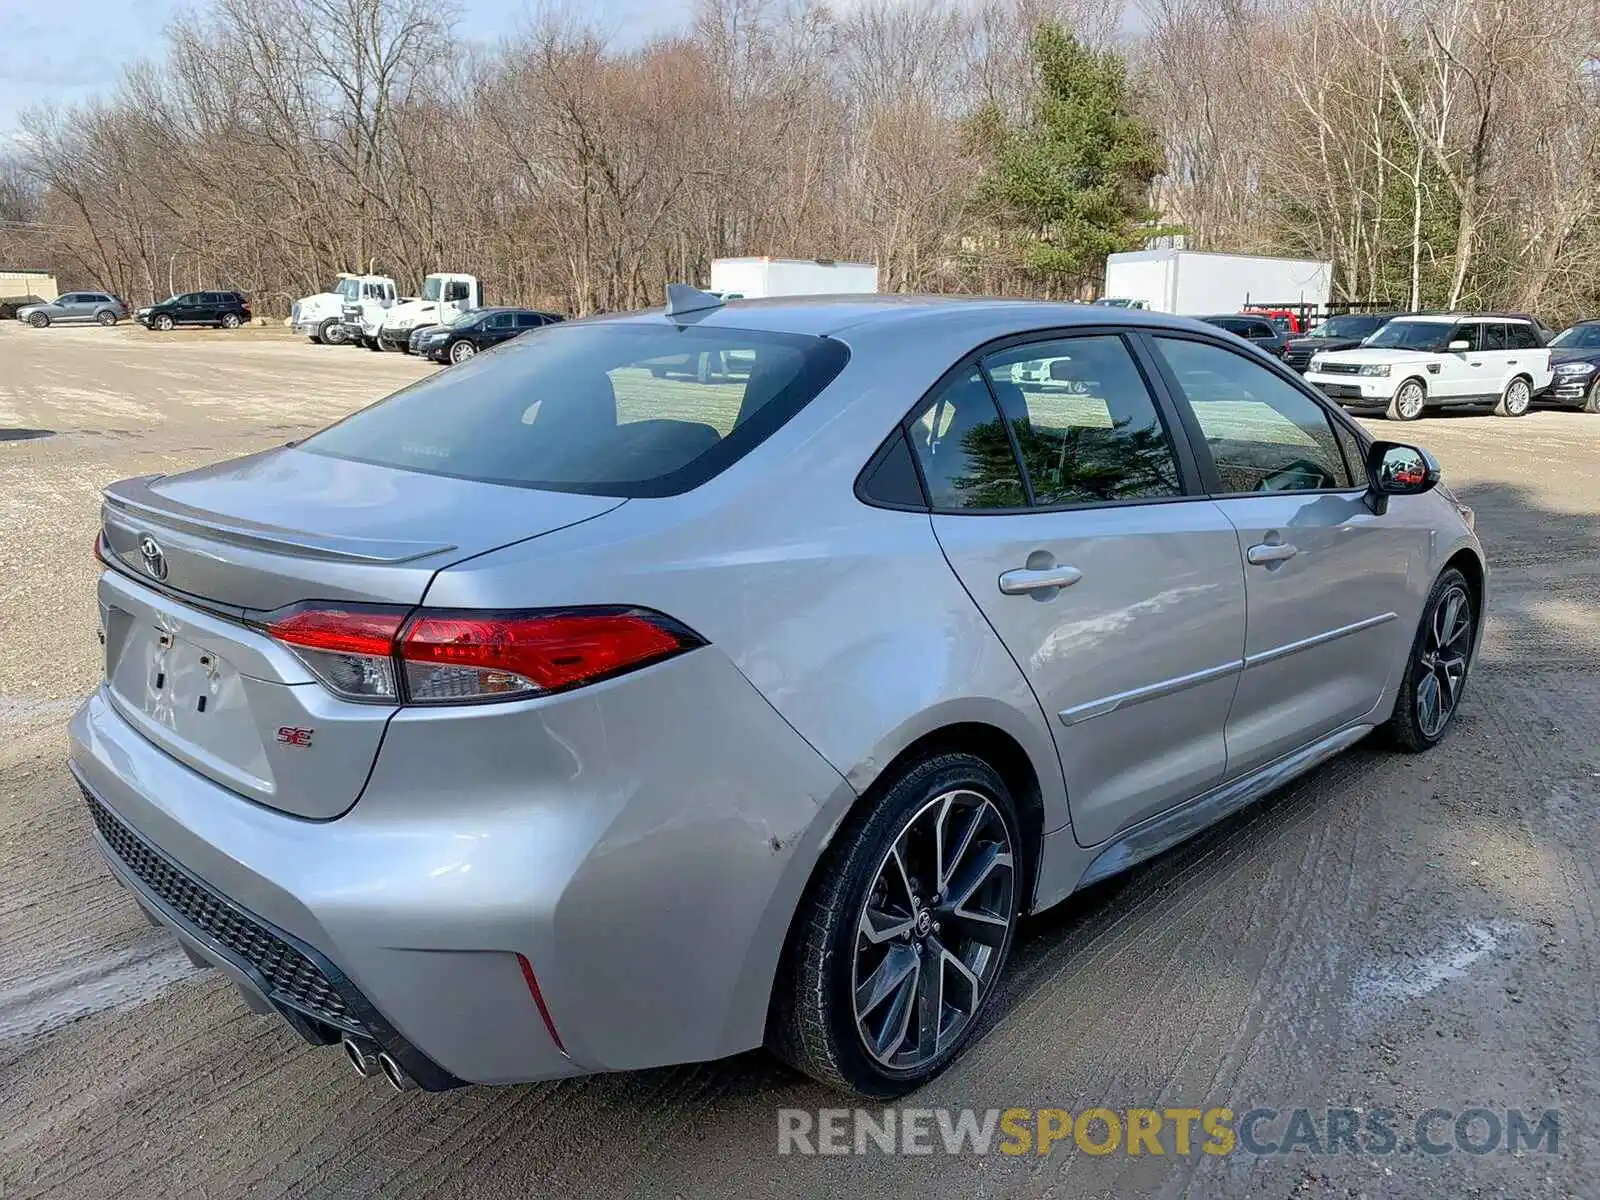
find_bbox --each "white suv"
[1304,313,1552,420]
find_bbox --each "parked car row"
[1202,307,1599,419]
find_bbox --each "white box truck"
[709,258,879,299]
[1103,250,1331,315]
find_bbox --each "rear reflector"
[515,953,567,1055]
[263,605,702,705]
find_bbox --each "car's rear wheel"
[1381,567,1476,752]
[28,312,49,329]
[220,312,242,329]
[96,310,117,327]
[1495,376,1531,417]
[449,339,477,365]
[1386,379,1425,421]
[153,314,174,331]
[769,752,1021,1097]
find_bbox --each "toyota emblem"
[138,534,168,581]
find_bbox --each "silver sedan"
[71,293,1483,1098]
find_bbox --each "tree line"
[1,0,1595,322]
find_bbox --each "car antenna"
[664,283,724,318]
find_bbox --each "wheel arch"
[1442,545,1485,621]
[856,721,1047,910]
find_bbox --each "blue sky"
[0,0,693,139]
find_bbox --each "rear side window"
[1506,323,1539,350]
[982,336,1183,507]
[514,312,545,330]
[303,322,849,497]
[906,370,1025,510]
[1482,323,1509,351]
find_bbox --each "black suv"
[1282,312,1403,373]
[138,291,252,331]
[411,307,563,365]
[1200,314,1288,359]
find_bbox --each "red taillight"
[401,610,693,700]
[268,608,405,657]
[267,607,407,701]
[264,605,701,705]
[93,532,106,564]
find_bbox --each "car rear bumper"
[68,646,853,1086]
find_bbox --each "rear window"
[303,321,850,497]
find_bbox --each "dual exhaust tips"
[342,1034,417,1093]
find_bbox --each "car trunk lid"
[98,447,625,818]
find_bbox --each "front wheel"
[1495,376,1531,417]
[1381,568,1476,752]
[1582,379,1600,415]
[1386,379,1426,421]
[152,314,174,331]
[318,318,347,346]
[449,339,477,365]
[28,312,49,329]
[96,310,117,327]
[769,752,1021,1097]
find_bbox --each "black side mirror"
[1365,440,1439,513]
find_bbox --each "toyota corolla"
[71,290,1484,1098]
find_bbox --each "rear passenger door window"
[1153,336,1353,493]
[1506,323,1539,350]
[981,336,1183,506]
[1481,323,1509,351]
[906,370,1025,510]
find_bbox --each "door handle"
[1469,361,1482,367]
[998,565,1083,594]
[1246,542,1299,566]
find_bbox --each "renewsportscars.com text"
[777,1106,1561,1157]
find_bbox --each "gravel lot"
[2,320,1598,1199]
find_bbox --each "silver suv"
[17,291,128,328]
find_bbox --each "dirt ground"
[1,320,1597,1199]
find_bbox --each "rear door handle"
[1246,542,1299,566]
[998,565,1083,594]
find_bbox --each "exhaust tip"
[377,1051,418,1093]
[341,1035,377,1078]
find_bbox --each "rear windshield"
[302,321,850,497]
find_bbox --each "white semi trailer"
[1103,250,1332,315]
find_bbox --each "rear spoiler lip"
[103,476,458,565]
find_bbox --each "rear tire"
[1494,375,1531,417]
[768,752,1021,1098]
[220,312,242,329]
[96,310,117,327]
[28,312,48,329]
[1386,379,1425,421]
[1381,567,1476,753]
